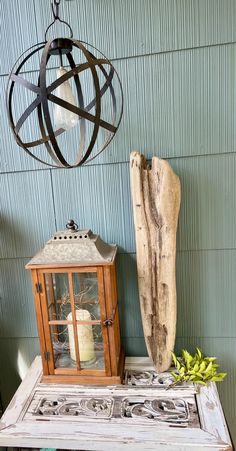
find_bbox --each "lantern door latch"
[103,302,118,327]
[103,319,113,327]
[35,282,43,294]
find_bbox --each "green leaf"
[211,375,226,382]
[195,372,204,379]
[205,362,213,373]
[173,376,181,383]
[196,348,202,359]
[182,349,193,362]
[215,372,227,379]
[199,361,206,372]
[212,364,220,369]
[184,375,190,381]
[176,360,181,371]
[189,374,196,380]
[171,352,177,366]
[170,372,179,381]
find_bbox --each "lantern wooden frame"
[26,226,124,385]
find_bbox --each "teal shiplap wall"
[1,0,236,444]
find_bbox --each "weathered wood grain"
[0,356,42,431]
[130,152,181,372]
[197,382,232,447]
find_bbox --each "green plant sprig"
[171,348,227,386]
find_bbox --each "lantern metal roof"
[26,223,117,268]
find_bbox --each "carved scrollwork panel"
[35,396,113,418]
[125,370,175,386]
[122,398,190,424]
[30,393,199,427]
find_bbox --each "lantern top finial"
[66,219,78,231]
[26,222,117,268]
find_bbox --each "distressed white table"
[0,356,232,450]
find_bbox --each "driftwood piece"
[130,151,181,372]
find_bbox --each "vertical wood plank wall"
[0,0,236,444]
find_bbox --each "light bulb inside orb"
[54,67,79,130]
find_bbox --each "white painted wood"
[34,385,196,396]
[0,423,229,450]
[0,355,42,430]
[130,152,181,372]
[125,356,154,369]
[197,382,232,446]
[0,356,232,450]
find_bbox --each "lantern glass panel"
[46,272,70,321]
[45,272,105,370]
[49,323,105,370]
[72,272,100,319]
[45,272,72,368]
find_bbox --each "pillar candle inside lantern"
[67,309,95,362]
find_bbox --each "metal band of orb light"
[6,1,123,168]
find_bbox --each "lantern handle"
[66,219,79,231]
[45,0,73,41]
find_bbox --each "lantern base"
[41,348,125,385]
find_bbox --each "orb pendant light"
[6,0,123,168]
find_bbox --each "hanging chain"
[44,0,73,41]
[51,0,61,20]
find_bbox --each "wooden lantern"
[26,220,124,384]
